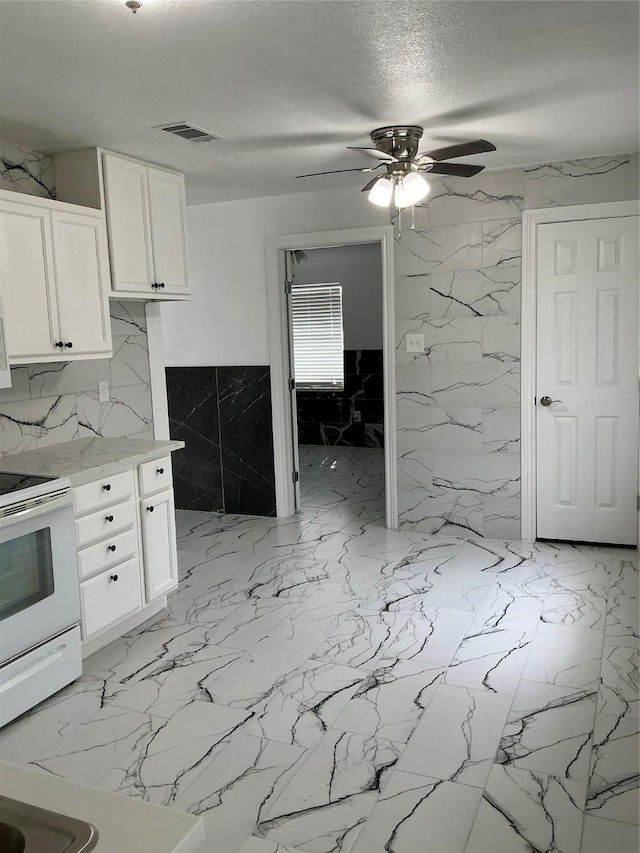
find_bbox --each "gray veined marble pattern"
[0,140,55,198]
[1,471,637,853]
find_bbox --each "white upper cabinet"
[55,148,190,301]
[102,155,153,295]
[0,192,112,363]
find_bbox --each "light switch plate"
[405,333,425,353]
[98,380,109,403]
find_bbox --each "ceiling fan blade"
[361,175,383,193]
[420,140,496,162]
[295,167,376,179]
[347,146,398,163]
[422,162,486,177]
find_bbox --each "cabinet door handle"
[108,544,117,552]
[159,282,165,288]
[56,341,64,348]
[151,282,159,289]
[147,505,154,512]
[157,467,164,475]
[65,341,73,348]
[109,574,119,582]
[105,515,114,522]
[102,484,111,491]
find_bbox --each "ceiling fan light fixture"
[394,173,430,208]
[368,177,394,207]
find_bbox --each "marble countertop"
[0,761,203,853]
[0,437,185,486]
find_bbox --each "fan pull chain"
[411,205,416,230]
[398,206,402,239]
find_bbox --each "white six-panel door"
[536,216,639,545]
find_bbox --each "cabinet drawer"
[138,455,172,497]
[77,527,138,580]
[74,470,134,515]
[75,498,136,549]
[80,557,142,640]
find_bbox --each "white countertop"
[0,761,204,853]
[0,438,185,486]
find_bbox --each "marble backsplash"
[394,152,638,539]
[0,301,153,456]
[0,139,55,199]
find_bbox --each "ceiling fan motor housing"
[370,126,424,160]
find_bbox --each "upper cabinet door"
[50,210,112,356]
[0,199,60,360]
[147,167,189,295]
[102,154,153,294]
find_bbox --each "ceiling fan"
[296,126,496,208]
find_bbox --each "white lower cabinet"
[74,456,179,648]
[140,490,178,601]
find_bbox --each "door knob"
[540,396,562,407]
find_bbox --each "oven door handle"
[0,491,73,529]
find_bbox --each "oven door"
[0,492,80,665]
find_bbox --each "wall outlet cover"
[353,411,362,422]
[405,333,425,353]
[98,380,109,403]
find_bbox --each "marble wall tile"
[109,336,151,388]
[482,316,520,362]
[396,318,482,365]
[395,274,430,320]
[399,486,484,537]
[28,360,110,399]
[395,221,483,276]
[483,407,520,453]
[420,169,524,226]
[397,449,434,493]
[523,155,636,209]
[431,362,520,408]
[0,140,55,198]
[481,218,522,268]
[0,366,30,404]
[397,407,482,452]
[108,301,147,336]
[0,394,78,455]
[396,362,434,407]
[483,496,521,540]
[77,384,152,439]
[431,450,521,498]
[428,266,522,318]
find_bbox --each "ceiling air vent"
[156,122,222,143]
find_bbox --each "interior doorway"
[265,225,397,526]
[286,243,386,525]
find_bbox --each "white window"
[291,283,344,390]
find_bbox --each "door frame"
[521,199,640,541]
[265,225,397,526]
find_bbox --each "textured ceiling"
[0,0,638,205]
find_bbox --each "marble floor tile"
[497,681,597,781]
[28,704,157,785]
[310,606,411,670]
[598,646,639,719]
[350,770,483,853]
[580,816,640,853]
[331,659,445,744]
[470,576,547,633]
[522,623,604,691]
[240,659,365,749]
[465,764,586,853]
[542,579,608,630]
[398,684,512,787]
[239,839,305,853]
[256,729,402,853]
[586,709,640,825]
[421,568,494,612]
[203,597,300,650]
[82,620,205,685]
[378,602,473,666]
[605,559,640,649]
[445,626,532,694]
[0,675,125,765]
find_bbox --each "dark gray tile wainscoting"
[297,349,384,448]
[166,366,276,517]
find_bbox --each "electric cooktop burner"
[0,471,57,496]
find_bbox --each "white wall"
[292,244,383,350]
[162,187,387,367]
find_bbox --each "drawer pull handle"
[102,484,111,491]
[157,467,164,475]
[55,341,64,348]
[65,341,73,348]
[110,574,119,582]
[108,544,117,552]
[147,506,154,513]
[105,515,114,522]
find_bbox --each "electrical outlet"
[98,380,109,403]
[353,411,362,423]
[406,333,425,353]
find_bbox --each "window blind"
[291,283,344,390]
